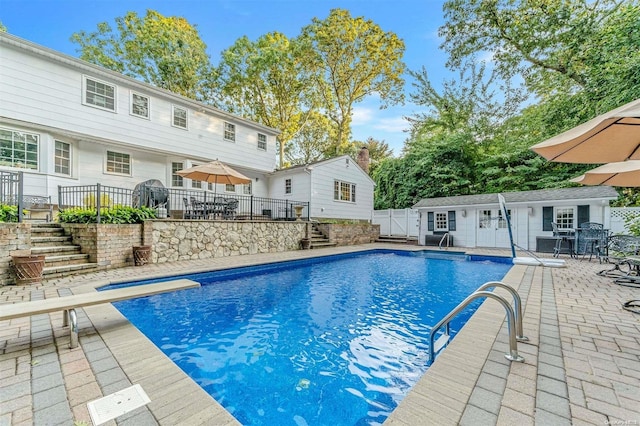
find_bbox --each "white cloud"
[351,107,375,125]
[373,116,410,133]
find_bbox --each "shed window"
[428,211,456,231]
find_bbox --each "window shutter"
[542,206,553,231]
[427,212,434,231]
[577,205,590,226]
[448,211,456,231]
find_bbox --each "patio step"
[31,235,73,245]
[376,235,419,245]
[43,262,100,277]
[29,223,99,278]
[308,224,336,249]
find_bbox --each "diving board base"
[513,257,566,268]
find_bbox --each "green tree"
[217,32,320,168]
[286,111,334,166]
[439,0,640,111]
[71,10,213,100]
[301,9,406,151]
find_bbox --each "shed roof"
[412,186,619,209]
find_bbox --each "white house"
[0,32,373,221]
[413,186,619,251]
[269,155,375,221]
[0,32,278,202]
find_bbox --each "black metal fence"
[0,171,24,222]
[58,183,310,223]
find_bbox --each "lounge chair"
[597,235,640,277]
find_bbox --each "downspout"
[304,166,313,220]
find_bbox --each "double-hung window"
[334,180,356,202]
[0,128,39,170]
[172,106,187,129]
[84,76,116,111]
[244,182,252,195]
[224,122,236,142]
[225,184,236,193]
[171,162,184,187]
[131,92,150,119]
[285,178,292,194]
[106,151,131,175]
[257,133,267,150]
[55,140,71,176]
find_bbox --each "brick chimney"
[356,146,370,174]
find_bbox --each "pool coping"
[2,243,639,425]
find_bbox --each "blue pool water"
[109,250,511,425]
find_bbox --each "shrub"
[58,206,156,224]
[0,204,20,222]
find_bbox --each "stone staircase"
[30,223,99,278]
[376,235,419,245]
[308,224,336,249]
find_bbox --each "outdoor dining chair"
[577,222,608,261]
[551,222,575,258]
[223,198,239,220]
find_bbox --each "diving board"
[0,279,200,347]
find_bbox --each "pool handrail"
[428,283,526,364]
[475,281,528,342]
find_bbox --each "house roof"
[271,155,375,184]
[412,186,619,209]
[0,32,279,136]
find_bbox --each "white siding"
[0,34,278,193]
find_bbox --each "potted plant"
[11,253,46,285]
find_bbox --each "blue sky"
[1,0,450,156]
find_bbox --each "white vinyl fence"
[372,209,419,237]
[610,207,640,234]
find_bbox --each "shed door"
[477,209,513,248]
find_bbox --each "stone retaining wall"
[0,223,31,286]
[151,220,306,263]
[316,223,380,246]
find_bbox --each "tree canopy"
[301,9,406,153]
[71,10,213,100]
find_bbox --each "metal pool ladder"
[428,281,528,364]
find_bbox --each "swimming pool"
[109,250,511,425]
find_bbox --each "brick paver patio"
[1,244,639,425]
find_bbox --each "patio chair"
[597,235,640,277]
[551,222,574,258]
[223,198,239,220]
[577,222,607,261]
[188,196,205,219]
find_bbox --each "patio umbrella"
[570,160,640,187]
[530,98,640,163]
[176,159,251,206]
[175,160,251,189]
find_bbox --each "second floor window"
[285,178,292,194]
[224,122,236,141]
[257,133,267,150]
[106,151,131,175]
[173,106,187,129]
[55,140,71,176]
[84,77,115,111]
[172,162,184,187]
[131,93,149,118]
[0,128,39,170]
